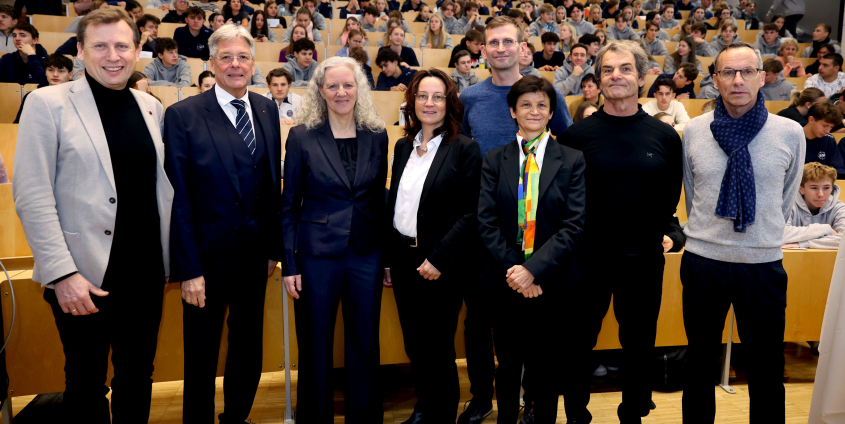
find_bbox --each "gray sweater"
[766,0,805,18]
[682,111,805,263]
[419,33,453,49]
[753,36,782,58]
[607,25,638,41]
[143,56,192,88]
[695,40,716,57]
[450,68,478,93]
[761,75,793,101]
[553,58,594,95]
[282,54,319,87]
[529,20,559,38]
[784,184,845,249]
[570,19,596,37]
[281,26,324,44]
[663,56,702,75]
[520,62,542,77]
[697,75,719,99]
[642,36,669,56]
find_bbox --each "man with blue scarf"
[680,42,805,423]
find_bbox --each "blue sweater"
[461,77,574,154]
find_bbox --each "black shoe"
[457,398,494,424]
[519,405,534,424]
[402,411,424,424]
[565,411,593,424]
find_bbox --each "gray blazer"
[13,77,173,287]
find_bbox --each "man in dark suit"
[163,24,282,424]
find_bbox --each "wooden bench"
[29,15,76,33]
[0,84,23,124]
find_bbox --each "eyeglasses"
[415,93,446,104]
[714,67,761,81]
[214,54,254,64]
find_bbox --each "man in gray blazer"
[12,9,173,424]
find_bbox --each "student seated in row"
[376,48,417,91]
[450,50,478,93]
[138,14,161,53]
[264,68,303,124]
[553,42,594,96]
[805,53,845,98]
[349,46,375,89]
[753,23,782,58]
[533,32,564,71]
[142,37,192,88]
[282,38,319,87]
[280,8,325,44]
[251,10,279,42]
[688,23,715,57]
[643,77,691,130]
[783,162,845,250]
[640,20,668,56]
[519,42,542,77]
[0,22,48,85]
[197,70,215,93]
[0,5,19,53]
[803,102,845,177]
[653,111,676,127]
[528,3,559,37]
[802,24,842,59]
[173,6,214,60]
[647,62,698,99]
[607,14,638,41]
[14,53,73,123]
[760,59,792,101]
[449,28,483,68]
[378,26,420,65]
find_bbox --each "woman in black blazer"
[384,68,482,423]
[281,56,389,423]
[477,76,586,424]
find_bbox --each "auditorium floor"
[10,342,819,423]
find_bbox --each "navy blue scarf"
[711,91,768,232]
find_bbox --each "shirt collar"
[215,84,250,108]
[414,131,444,150]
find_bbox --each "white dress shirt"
[263,91,303,121]
[215,85,255,139]
[516,130,550,172]
[393,132,443,237]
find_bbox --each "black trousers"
[462,244,497,402]
[44,274,164,424]
[577,253,665,422]
[182,253,268,424]
[783,14,803,43]
[492,283,575,424]
[294,248,384,424]
[680,251,787,424]
[392,245,464,422]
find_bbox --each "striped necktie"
[230,99,255,155]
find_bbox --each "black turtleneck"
[559,105,684,254]
[86,73,164,282]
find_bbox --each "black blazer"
[385,134,482,273]
[281,120,389,276]
[477,137,586,294]
[164,86,283,282]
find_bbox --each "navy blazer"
[164,86,283,282]
[281,121,389,276]
[477,138,586,294]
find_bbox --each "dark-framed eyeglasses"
[714,67,761,81]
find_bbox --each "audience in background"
[376,48,417,91]
[378,26,419,66]
[143,37,192,88]
[137,14,161,52]
[378,12,413,34]
[0,23,48,85]
[251,10,279,42]
[778,87,828,127]
[643,77,691,131]
[519,42,542,77]
[223,0,252,26]
[805,54,845,97]
[264,68,302,124]
[806,43,834,75]
[450,28,483,68]
[607,14,637,41]
[558,23,577,54]
[753,23,783,58]
[534,32,564,71]
[348,46,375,88]
[209,12,227,31]
[689,23,715,57]
[300,0,329,30]
[803,24,842,58]
[196,0,221,14]
[573,99,598,122]
[450,50,478,93]
[647,62,698,99]
[580,73,601,104]
[280,25,319,61]
[197,70,215,93]
[174,6,214,60]
[420,14,452,49]
[776,39,806,77]
[128,71,154,95]
[282,38,318,87]
[125,1,145,20]
[528,3,559,37]
[802,102,845,176]
[784,163,845,250]
[569,3,595,37]
[664,37,702,75]
[761,59,793,101]
[640,20,668,56]
[14,53,72,124]
[710,20,739,52]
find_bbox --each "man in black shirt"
[533,31,565,70]
[560,40,683,424]
[173,6,213,60]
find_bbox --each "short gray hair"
[208,23,255,60]
[714,42,763,71]
[595,40,650,97]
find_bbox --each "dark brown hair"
[402,68,463,144]
[506,75,558,115]
[79,8,141,47]
[808,102,844,125]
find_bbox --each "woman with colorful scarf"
[477,75,586,424]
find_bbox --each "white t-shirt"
[805,72,845,98]
[263,91,303,121]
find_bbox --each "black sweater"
[559,105,684,254]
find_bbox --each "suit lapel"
[69,78,116,192]
[501,140,520,204]
[352,128,373,188]
[388,138,414,210]
[204,86,242,198]
[130,89,164,161]
[419,139,453,206]
[315,121,352,190]
[537,137,562,202]
[248,92,279,183]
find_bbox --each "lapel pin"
[148,111,152,115]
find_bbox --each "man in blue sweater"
[457,15,572,424]
[173,6,213,60]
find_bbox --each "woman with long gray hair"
[281,56,388,423]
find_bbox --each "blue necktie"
[230,99,255,155]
